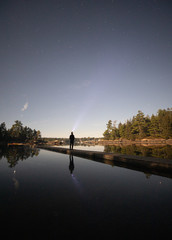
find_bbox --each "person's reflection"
[69,154,74,174]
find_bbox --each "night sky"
[1,0,172,137]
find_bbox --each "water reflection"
[104,144,172,159]
[0,147,172,238]
[0,146,40,168]
[69,154,74,174]
[69,154,83,195]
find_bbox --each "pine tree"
[131,111,147,139]
[103,120,113,140]
[10,120,23,142]
[0,122,7,141]
[111,121,120,140]
[103,108,172,141]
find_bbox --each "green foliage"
[104,145,172,159]
[0,120,41,143]
[0,146,40,168]
[103,108,172,140]
[0,122,7,141]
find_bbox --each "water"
[0,146,172,239]
[56,144,104,151]
[59,144,172,159]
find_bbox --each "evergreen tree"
[125,120,133,140]
[103,108,172,140]
[103,120,113,140]
[9,120,23,142]
[0,122,7,141]
[0,120,41,143]
[149,114,160,137]
[111,121,120,140]
[157,109,172,139]
[118,122,125,139]
[132,111,147,139]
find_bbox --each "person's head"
[71,132,73,135]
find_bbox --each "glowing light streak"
[72,97,97,132]
[71,173,84,195]
[71,76,106,133]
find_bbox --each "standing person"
[69,132,75,150]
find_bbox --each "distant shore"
[0,142,36,146]
[0,138,172,147]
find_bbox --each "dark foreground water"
[0,146,172,239]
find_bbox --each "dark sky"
[1,0,172,137]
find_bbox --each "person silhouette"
[69,132,75,150]
[69,154,74,174]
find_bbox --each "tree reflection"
[104,145,172,159]
[0,146,40,168]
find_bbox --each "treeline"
[103,108,172,140]
[0,120,41,143]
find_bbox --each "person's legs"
[70,141,74,149]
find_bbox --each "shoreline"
[0,137,172,146]
[98,138,172,145]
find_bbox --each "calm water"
[0,146,172,239]
[60,144,172,159]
